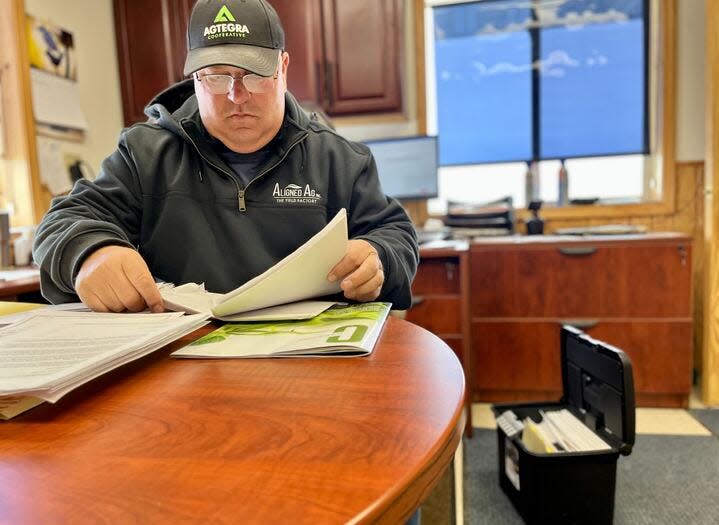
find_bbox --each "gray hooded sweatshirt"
[32,81,418,309]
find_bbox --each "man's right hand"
[75,245,164,313]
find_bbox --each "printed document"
[0,310,210,404]
[160,208,348,321]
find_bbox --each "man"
[32,0,418,313]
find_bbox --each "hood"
[144,79,197,131]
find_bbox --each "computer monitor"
[363,135,439,200]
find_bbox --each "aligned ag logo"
[272,183,323,204]
[204,5,249,40]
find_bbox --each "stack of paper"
[160,208,348,321]
[519,409,612,453]
[540,409,612,452]
[0,310,210,406]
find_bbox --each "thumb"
[124,256,164,313]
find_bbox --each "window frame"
[413,0,677,221]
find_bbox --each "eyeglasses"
[194,56,281,95]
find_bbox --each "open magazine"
[172,302,391,358]
[159,209,348,321]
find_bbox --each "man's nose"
[227,77,251,103]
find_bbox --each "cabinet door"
[412,257,461,294]
[472,320,693,407]
[586,321,693,406]
[471,243,692,318]
[320,0,403,114]
[272,0,324,105]
[114,0,192,126]
[169,0,195,84]
[472,321,563,402]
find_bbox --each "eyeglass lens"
[201,74,274,94]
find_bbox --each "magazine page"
[215,300,340,322]
[159,283,223,315]
[211,208,348,317]
[171,302,391,359]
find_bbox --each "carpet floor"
[690,408,719,436]
[463,428,719,525]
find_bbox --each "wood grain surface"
[0,273,40,299]
[0,317,465,524]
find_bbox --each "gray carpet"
[464,429,719,525]
[691,408,719,436]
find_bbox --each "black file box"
[492,326,635,525]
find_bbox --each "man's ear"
[281,51,290,90]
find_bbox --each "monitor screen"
[363,135,439,200]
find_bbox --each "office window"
[425,0,650,211]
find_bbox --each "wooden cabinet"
[406,242,471,367]
[470,234,693,408]
[405,241,472,432]
[114,0,194,126]
[262,0,404,115]
[114,0,403,126]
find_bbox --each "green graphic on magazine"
[172,302,392,359]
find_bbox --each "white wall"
[675,0,705,162]
[25,0,124,175]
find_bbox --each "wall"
[24,0,124,176]
[676,0,705,161]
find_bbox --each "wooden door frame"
[703,0,719,405]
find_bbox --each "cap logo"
[213,5,235,23]
[203,4,249,40]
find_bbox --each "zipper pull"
[238,189,246,211]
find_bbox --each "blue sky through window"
[432,0,647,166]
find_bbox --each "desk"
[0,268,42,301]
[0,317,465,524]
[406,240,472,435]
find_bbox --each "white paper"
[0,267,40,282]
[30,68,88,130]
[0,77,5,157]
[0,310,210,402]
[216,300,341,322]
[160,209,348,320]
[35,136,72,195]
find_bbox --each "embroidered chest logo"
[272,183,323,204]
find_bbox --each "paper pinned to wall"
[0,78,5,158]
[30,68,88,131]
[36,136,72,195]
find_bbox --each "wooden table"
[0,317,466,524]
[0,268,41,301]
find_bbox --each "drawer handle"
[559,319,599,329]
[410,295,425,308]
[558,247,597,256]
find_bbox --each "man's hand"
[75,246,164,313]
[328,239,384,302]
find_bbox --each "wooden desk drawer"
[470,243,691,317]
[406,297,461,335]
[412,258,461,294]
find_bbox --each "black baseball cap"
[183,0,285,77]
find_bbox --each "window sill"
[514,198,676,222]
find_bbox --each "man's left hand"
[328,239,384,302]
